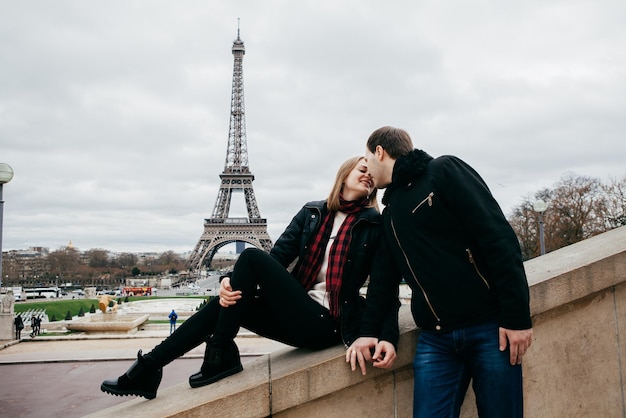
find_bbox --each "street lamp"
[0,163,15,291]
[533,199,548,256]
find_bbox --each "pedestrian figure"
[30,315,36,338]
[14,314,24,340]
[35,315,42,335]
[168,309,178,335]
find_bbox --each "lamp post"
[533,199,548,256]
[0,163,15,291]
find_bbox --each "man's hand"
[499,327,533,365]
[371,340,396,369]
[219,277,242,308]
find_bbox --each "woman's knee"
[239,247,265,261]
[231,248,270,287]
[236,248,272,270]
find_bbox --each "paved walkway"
[1,297,286,364]
[0,299,288,418]
[0,331,286,364]
[0,333,287,418]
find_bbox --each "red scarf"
[294,195,369,318]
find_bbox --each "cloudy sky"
[1,1,625,254]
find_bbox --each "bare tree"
[546,173,605,247]
[507,195,539,260]
[508,173,609,259]
[157,251,186,274]
[157,250,182,266]
[600,175,626,229]
[47,246,81,283]
[111,252,138,269]
[85,249,110,268]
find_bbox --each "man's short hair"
[366,126,414,159]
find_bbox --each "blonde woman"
[101,156,399,399]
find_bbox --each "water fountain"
[66,289,149,335]
[65,312,150,334]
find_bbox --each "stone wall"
[87,225,626,418]
[506,225,626,418]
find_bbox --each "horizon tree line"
[507,172,625,260]
[3,171,624,286]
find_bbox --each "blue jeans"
[412,321,523,418]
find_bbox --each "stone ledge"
[270,309,417,415]
[86,354,271,417]
[525,225,626,316]
[84,308,417,418]
[86,226,626,417]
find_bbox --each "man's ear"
[375,145,385,160]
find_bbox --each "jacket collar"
[304,200,380,223]
[382,149,433,205]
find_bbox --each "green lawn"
[14,296,211,321]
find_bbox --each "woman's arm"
[270,203,320,267]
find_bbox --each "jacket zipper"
[390,216,441,328]
[466,249,490,289]
[412,192,434,213]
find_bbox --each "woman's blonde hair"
[327,156,379,212]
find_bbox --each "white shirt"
[308,211,347,308]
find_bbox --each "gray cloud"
[1,0,625,253]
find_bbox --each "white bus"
[24,287,60,299]
[0,286,26,302]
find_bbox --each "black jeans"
[150,248,341,365]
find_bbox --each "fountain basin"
[66,313,149,334]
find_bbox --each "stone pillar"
[0,291,15,340]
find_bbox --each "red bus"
[123,286,152,296]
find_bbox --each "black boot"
[189,340,243,388]
[101,350,163,400]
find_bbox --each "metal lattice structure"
[188,28,273,272]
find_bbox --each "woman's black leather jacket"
[270,200,400,347]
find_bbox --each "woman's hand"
[219,277,242,308]
[346,337,378,375]
[346,338,397,375]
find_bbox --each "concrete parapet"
[89,226,626,418]
[85,308,417,418]
[525,224,626,316]
[461,225,626,417]
[511,225,626,418]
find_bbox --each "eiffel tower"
[188,27,273,271]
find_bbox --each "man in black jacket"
[353,126,533,418]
